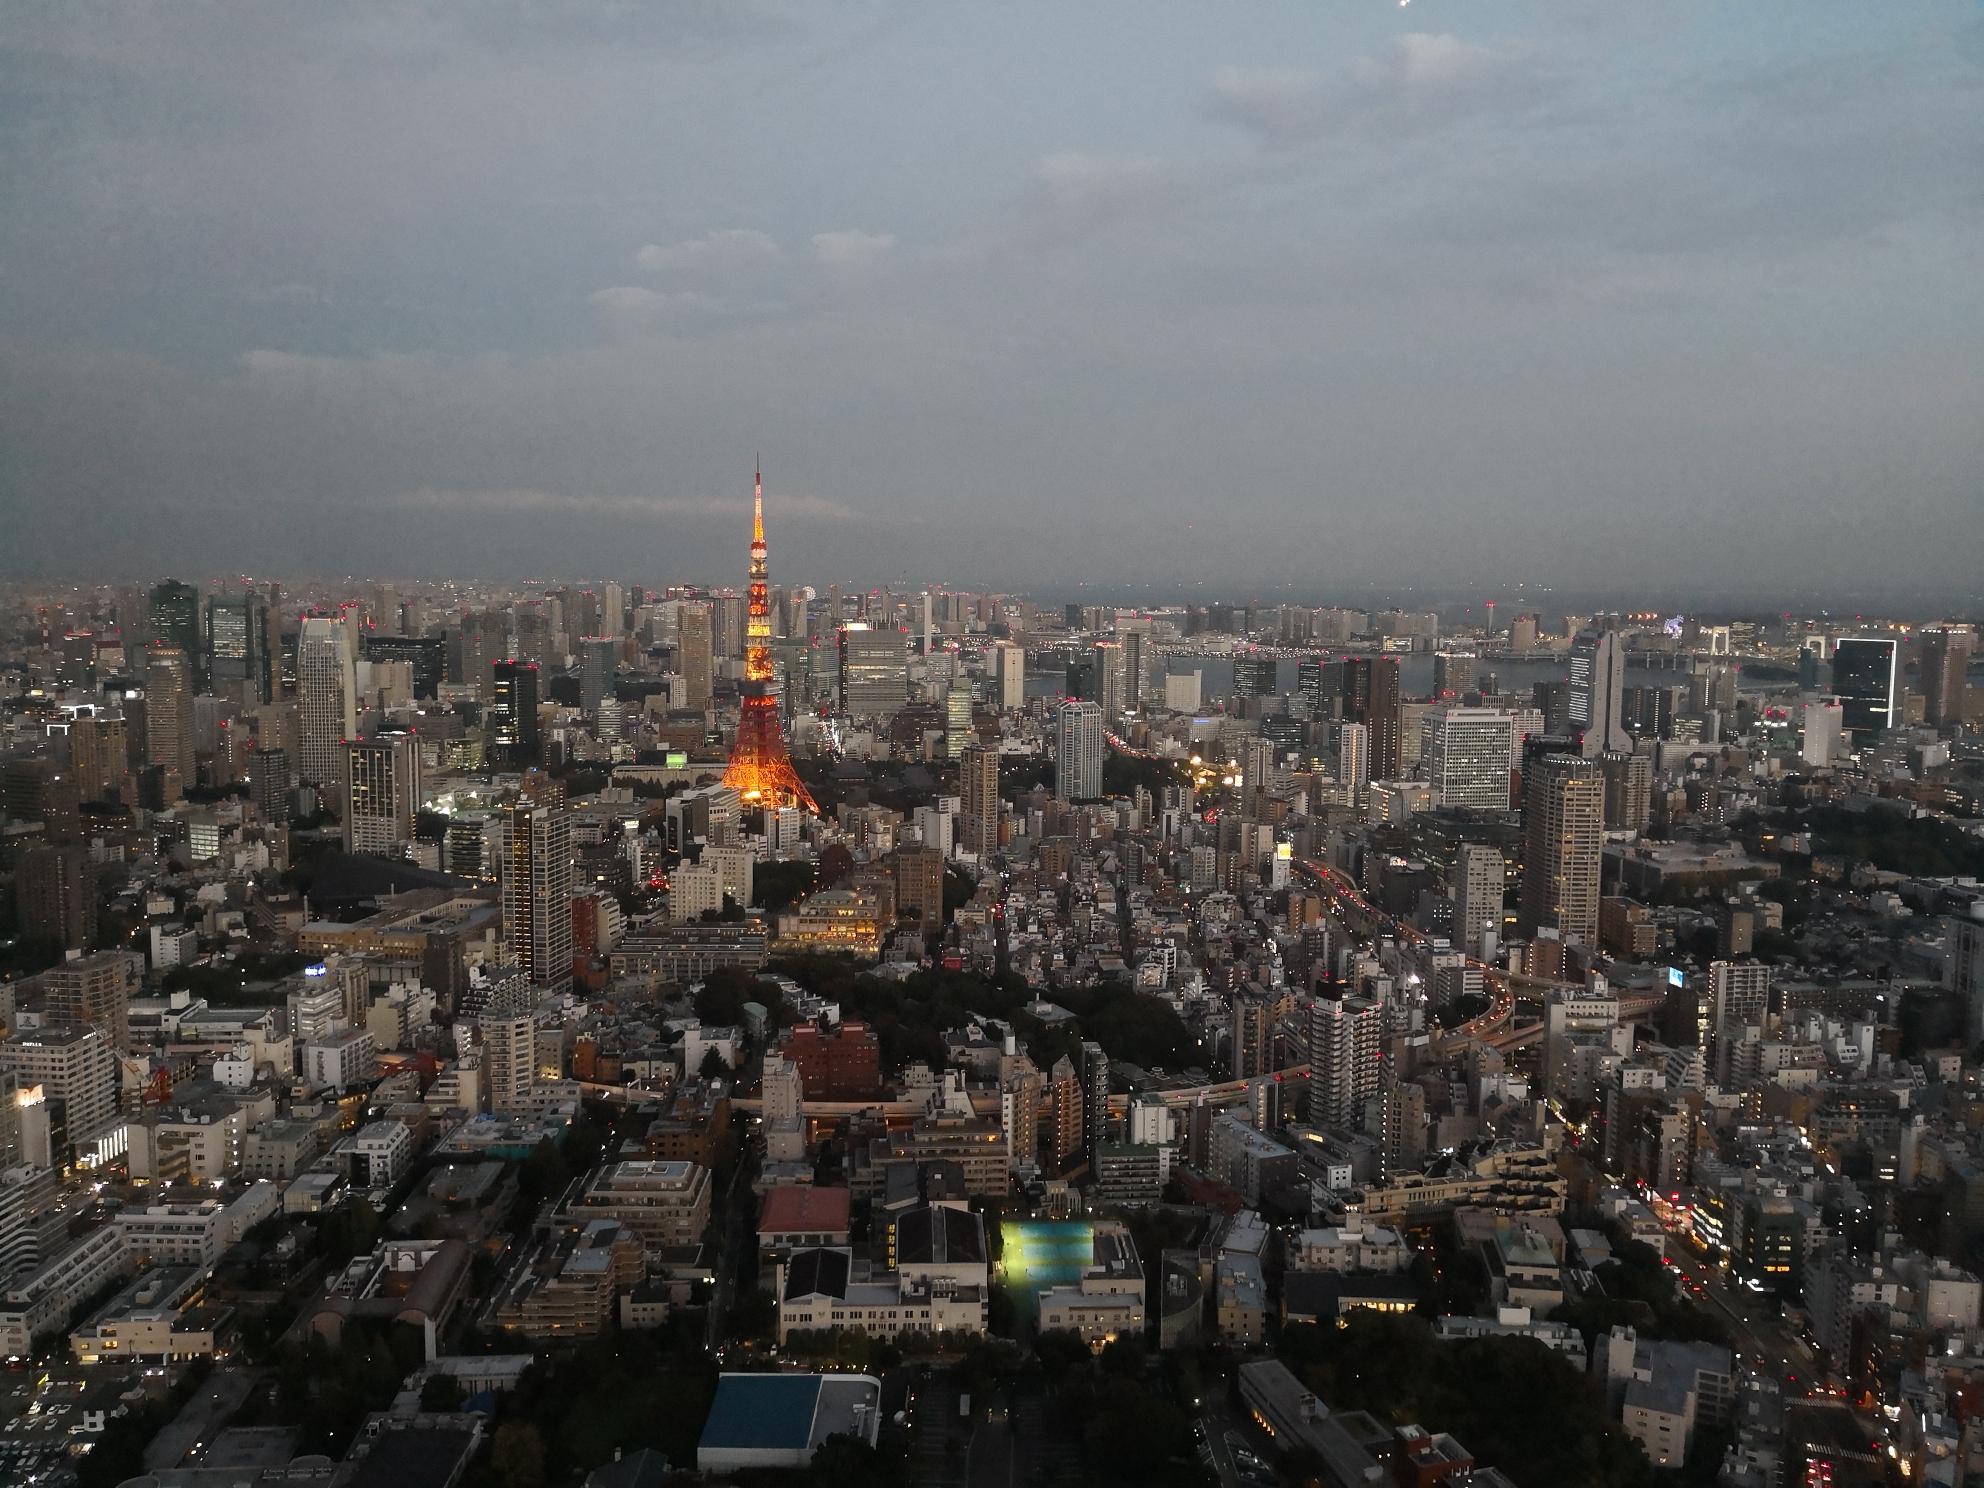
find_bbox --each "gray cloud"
[809,229,896,272]
[637,229,780,275]
[1208,33,1571,142]
[0,2,1978,605]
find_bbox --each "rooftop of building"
[782,1247,854,1302]
[697,1372,880,1459]
[758,1185,852,1235]
[895,1205,987,1268]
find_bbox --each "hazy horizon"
[3,3,1980,600]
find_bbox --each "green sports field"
[999,1220,1094,1317]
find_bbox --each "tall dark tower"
[1344,657,1402,780]
[722,465,819,812]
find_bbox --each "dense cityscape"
[0,488,1980,1488]
[4,3,1980,1488]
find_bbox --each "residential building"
[343,734,422,856]
[1520,753,1603,948]
[1056,701,1105,802]
[502,802,573,990]
[573,1160,713,1252]
[1307,995,1384,1131]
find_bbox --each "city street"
[1663,1246,1829,1397]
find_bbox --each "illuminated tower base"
[725,689,818,812]
[721,462,819,814]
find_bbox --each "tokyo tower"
[721,464,819,813]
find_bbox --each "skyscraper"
[1230,985,1274,1081]
[1452,844,1505,958]
[1432,652,1475,700]
[18,844,97,954]
[41,951,135,1053]
[1598,750,1652,833]
[944,688,972,757]
[503,801,573,990]
[1231,653,1276,698]
[480,1011,536,1113]
[1830,638,1899,736]
[297,617,357,790]
[343,734,422,857]
[1055,700,1105,801]
[1093,640,1127,719]
[1520,754,1603,948]
[1307,994,1384,1131]
[711,593,747,660]
[363,634,446,700]
[580,637,617,724]
[678,602,714,712]
[1707,960,1772,1084]
[1120,629,1145,711]
[148,580,201,682]
[1343,658,1401,780]
[248,746,290,822]
[838,623,908,716]
[1335,721,1369,794]
[1800,698,1843,767]
[959,744,1000,858]
[1569,628,1629,756]
[489,660,541,766]
[1297,657,1336,722]
[206,592,272,703]
[1921,623,1976,728]
[1423,707,1516,811]
[460,608,507,702]
[721,468,818,811]
[1240,734,1275,801]
[144,645,195,786]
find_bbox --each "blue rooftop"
[697,1374,821,1452]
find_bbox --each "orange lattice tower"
[722,463,819,813]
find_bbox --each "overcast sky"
[1,1,1980,606]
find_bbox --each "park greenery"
[1279,1313,1705,1487]
[769,953,1199,1074]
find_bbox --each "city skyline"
[1,3,1979,597]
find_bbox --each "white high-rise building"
[1708,959,1773,1070]
[1453,844,1505,958]
[1801,698,1844,767]
[479,1012,535,1114]
[1570,628,1629,757]
[602,582,625,639]
[297,617,357,791]
[1307,995,1385,1131]
[763,1054,806,1163]
[1336,722,1369,794]
[1056,701,1105,802]
[1164,671,1202,713]
[990,640,1025,710]
[1424,708,1516,812]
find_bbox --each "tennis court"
[999,1220,1094,1318]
